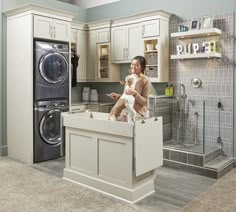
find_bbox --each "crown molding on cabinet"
[111,10,172,27]
[71,21,88,30]
[71,10,172,30]
[4,3,76,21]
[87,20,111,30]
[59,0,120,8]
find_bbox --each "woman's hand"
[110,92,121,99]
[125,88,138,96]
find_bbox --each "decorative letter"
[176,45,183,55]
[184,43,191,54]
[192,43,199,54]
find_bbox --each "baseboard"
[63,168,154,203]
[0,146,8,156]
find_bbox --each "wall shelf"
[146,64,158,67]
[171,52,222,60]
[145,50,158,53]
[171,28,222,39]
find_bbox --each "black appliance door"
[39,109,62,145]
[39,52,68,84]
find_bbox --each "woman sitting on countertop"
[109,55,151,122]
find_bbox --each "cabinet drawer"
[142,20,160,38]
[86,104,99,112]
[99,105,114,113]
[71,105,86,112]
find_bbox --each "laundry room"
[1,0,236,211]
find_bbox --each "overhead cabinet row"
[34,15,70,41]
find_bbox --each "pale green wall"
[0,0,2,155]
[86,0,235,22]
[3,0,86,21]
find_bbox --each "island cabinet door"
[65,129,97,176]
[134,117,163,177]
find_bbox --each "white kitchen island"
[62,111,163,203]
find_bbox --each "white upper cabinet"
[126,24,143,60]
[96,29,110,43]
[34,15,52,40]
[111,26,126,62]
[76,30,87,81]
[71,29,77,43]
[111,23,143,63]
[142,19,160,38]
[86,31,96,81]
[34,15,70,41]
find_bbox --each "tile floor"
[32,158,217,212]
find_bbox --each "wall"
[86,0,235,22]
[3,0,86,21]
[0,0,87,155]
[0,0,2,155]
[170,14,234,156]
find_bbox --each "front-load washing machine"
[34,99,68,162]
[34,40,69,100]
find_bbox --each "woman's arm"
[134,80,150,106]
[110,92,121,99]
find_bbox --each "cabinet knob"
[154,117,158,121]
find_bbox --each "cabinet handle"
[50,25,53,38]
[126,48,129,59]
[54,26,56,38]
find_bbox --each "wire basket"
[145,67,158,78]
[145,52,158,65]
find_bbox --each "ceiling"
[57,0,120,8]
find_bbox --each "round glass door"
[39,109,62,145]
[39,52,68,84]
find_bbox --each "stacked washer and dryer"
[33,40,69,162]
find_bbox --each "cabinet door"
[111,26,126,62]
[76,30,87,81]
[34,15,52,39]
[142,20,160,38]
[134,117,163,177]
[71,29,77,43]
[127,24,143,60]
[86,31,96,80]
[53,19,70,41]
[96,29,110,43]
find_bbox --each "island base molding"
[63,168,155,203]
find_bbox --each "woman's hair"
[132,56,146,74]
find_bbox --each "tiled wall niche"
[169,13,234,156]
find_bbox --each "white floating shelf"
[171,28,222,39]
[171,52,222,60]
[145,50,158,53]
[146,64,158,67]
[149,78,161,83]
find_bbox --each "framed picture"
[190,19,200,30]
[201,16,213,28]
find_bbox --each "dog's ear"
[120,80,125,85]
